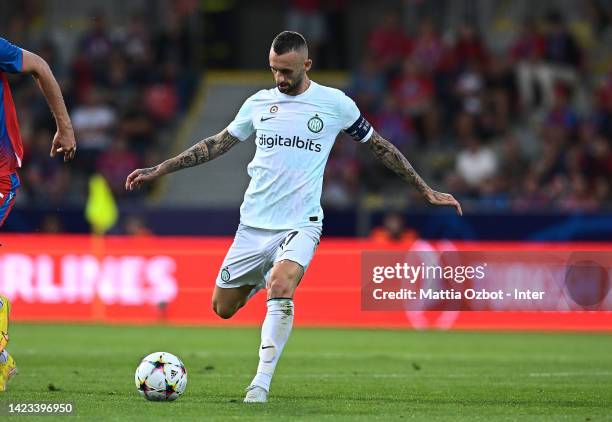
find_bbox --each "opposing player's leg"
[245,226,320,403]
[0,173,20,228]
[0,295,8,353]
[0,295,17,392]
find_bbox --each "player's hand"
[125,167,160,191]
[424,189,463,216]
[50,127,77,162]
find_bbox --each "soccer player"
[0,37,77,391]
[126,31,461,403]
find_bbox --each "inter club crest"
[307,114,323,133]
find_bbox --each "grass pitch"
[2,323,611,421]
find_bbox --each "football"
[134,352,188,401]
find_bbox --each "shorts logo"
[221,267,230,282]
[270,105,279,113]
[307,114,323,133]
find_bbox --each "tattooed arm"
[367,131,462,215]
[125,129,240,191]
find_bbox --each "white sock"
[0,350,8,364]
[250,298,294,392]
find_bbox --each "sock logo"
[261,345,274,350]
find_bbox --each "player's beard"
[277,72,304,95]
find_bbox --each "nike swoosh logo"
[260,116,276,122]
[261,345,274,350]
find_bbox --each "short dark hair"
[271,31,307,55]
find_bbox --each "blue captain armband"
[343,115,373,143]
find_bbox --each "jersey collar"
[275,80,316,99]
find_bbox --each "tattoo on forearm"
[368,131,430,194]
[140,167,158,176]
[159,130,239,175]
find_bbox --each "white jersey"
[227,81,373,230]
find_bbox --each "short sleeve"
[338,92,373,143]
[227,95,256,141]
[0,38,23,74]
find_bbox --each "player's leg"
[0,295,17,392]
[0,173,20,228]
[211,224,269,319]
[0,295,8,353]
[245,227,320,402]
[211,284,254,319]
[0,174,22,391]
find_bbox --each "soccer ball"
[134,352,188,401]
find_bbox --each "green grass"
[1,324,611,421]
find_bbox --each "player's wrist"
[56,121,73,134]
[152,164,166,177]
[422,187,435,200]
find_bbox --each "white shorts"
[215,223,322,290]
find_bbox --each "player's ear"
[304,58,312,72]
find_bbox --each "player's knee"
[267,276,295,298]
[212,300,237,319]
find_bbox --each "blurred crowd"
[7,9,197,211]
[3,0,611,235]
[324,8,612,212]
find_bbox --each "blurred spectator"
[286,0,327,63]
[366,12,412,76]
[543,11,582,68]
[532,127,566,184]
[560,174,599,211]
[106,52,134,108]
[456,137,498,191]
[41,215,64,234]
[321,0,348,68]
[96,134,141,197]
[21,128,69,205]
[540,11,582,105]
[585,0,612,37]
[544,87,579,133]
[78,12,113,84]
[594,69,612,138]
[515,12,582,110]
[71,88,117,154]
[322,140,360,208]
[484,56,515,132]
[513,19,546,110]
[410,20,446,73]
[143,62,180,122]
[122,215,153,236]
[369,212,418,244]
[496,135,529,194]
[121,14,151,63]
[454,60,485,116]
[392,58,438,142]
[514,172,550,211]
[154,11,194,68]
[452,23,489,70]
[348,55,386,116]
[372,94,414,152]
